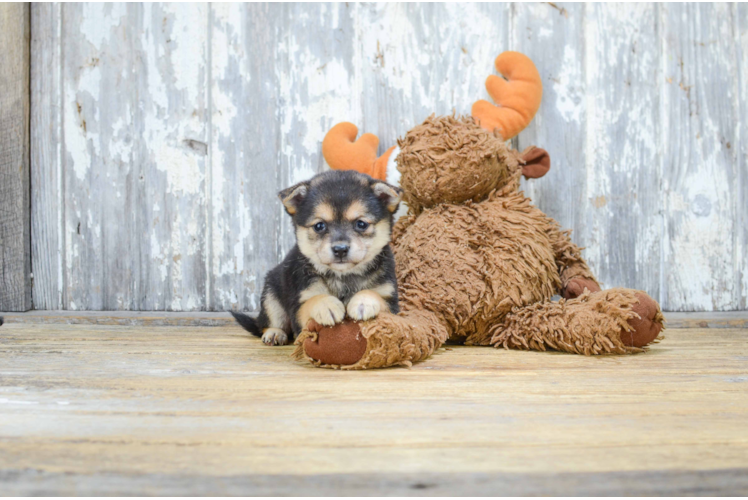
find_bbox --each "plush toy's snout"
[520,146,551,179]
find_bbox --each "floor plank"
[1,322,746,495]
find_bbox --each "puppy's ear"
[278,181,309,215]
[371,181,403,213]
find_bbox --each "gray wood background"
[28,3,747,313]
[0,3,31,311]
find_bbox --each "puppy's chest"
[323,274,372,304]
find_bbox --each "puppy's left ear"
[278,181,309,215]
[371,181,403,213]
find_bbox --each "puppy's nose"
[332,244,349,258]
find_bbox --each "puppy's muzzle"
[332,244,349,259]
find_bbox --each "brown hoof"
[622,292,663,347]
[303,319,368,366]
[563,277,602,299]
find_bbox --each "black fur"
[0,317,4,327]
[231,170,401,341]
[287,170,394,228]
[229,311,261,337]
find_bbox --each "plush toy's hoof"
[302,319,368,366]
[622,292,664,348]
[563,277,601,299]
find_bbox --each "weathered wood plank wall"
[29,3,747,312]
[0,3,32,311]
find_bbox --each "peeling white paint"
[32,2,747,313]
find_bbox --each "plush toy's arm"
[547,223,601,299]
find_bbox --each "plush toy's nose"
[332,244,349,258]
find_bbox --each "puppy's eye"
[313,222,327,233]
[355,220,369,231]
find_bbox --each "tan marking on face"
[344,200,367,222]
[338,218,392,275]
[296,226,323,265]
[364,219,392,259]
[296,209,392,276]
[263,290,288,330]
[297,294,345,328]
[312,202,334,222]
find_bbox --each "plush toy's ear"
[371,180,404,213]
[472,51,543,140]
[278,181,309,215]
[322,122,391,181]
[520,146,550,179]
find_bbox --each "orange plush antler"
[322,122,395,181]
[471,51,543,140]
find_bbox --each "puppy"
[231,170,403,346]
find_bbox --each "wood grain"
[582,4,662,299]
[512,3,588,275]
[1,310,748,329]
[29,3,747,312]
[662,4,740,311]
[738,3,747,311]
[0,3,31,312]
[0,321,746,494]
[30,3,63,310]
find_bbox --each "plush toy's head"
[396,115,510,211]
[321,51,549,212]
[396,115,550,212]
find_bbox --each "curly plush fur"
[296,115,665,369]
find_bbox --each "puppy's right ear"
[278,182,309,215]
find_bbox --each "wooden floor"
[1,319,747,495]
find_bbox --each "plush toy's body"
[293,52,664,369]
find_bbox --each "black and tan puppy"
[231,170,403,346]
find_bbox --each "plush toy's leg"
[485,288,664,355]
[293,310,449,369]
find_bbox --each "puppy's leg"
[346,283,396,321]
[261,290,291,346]
[297,295,346,327]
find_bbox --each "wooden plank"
[0,323,746,495]
[661,4,740,311]
[2,310,748,329]
[30,3,63,310]
[26,3,748,313]
[136,3,209,311]
[59,3,136,311]
[738,4,747,310]
[59,4,208,311]
[3,468,748,496]
[354,3,509,147]
[0,3,31,312]
[514,4,662,299]
[579,4,662,298]
[512,3,588,261]
[209,4,357,311]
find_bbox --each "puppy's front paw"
[262,328,289,346]
[347,291,383,321]
[309,295,346,326]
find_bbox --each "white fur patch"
[261,328,289,346]
[385,146,401,186]
[346,292,382,321]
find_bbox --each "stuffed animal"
[292,52,664,369]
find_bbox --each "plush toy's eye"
[355,220,369,231]
[313,222,327,233]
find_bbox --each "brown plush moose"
[293,52,664,369]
